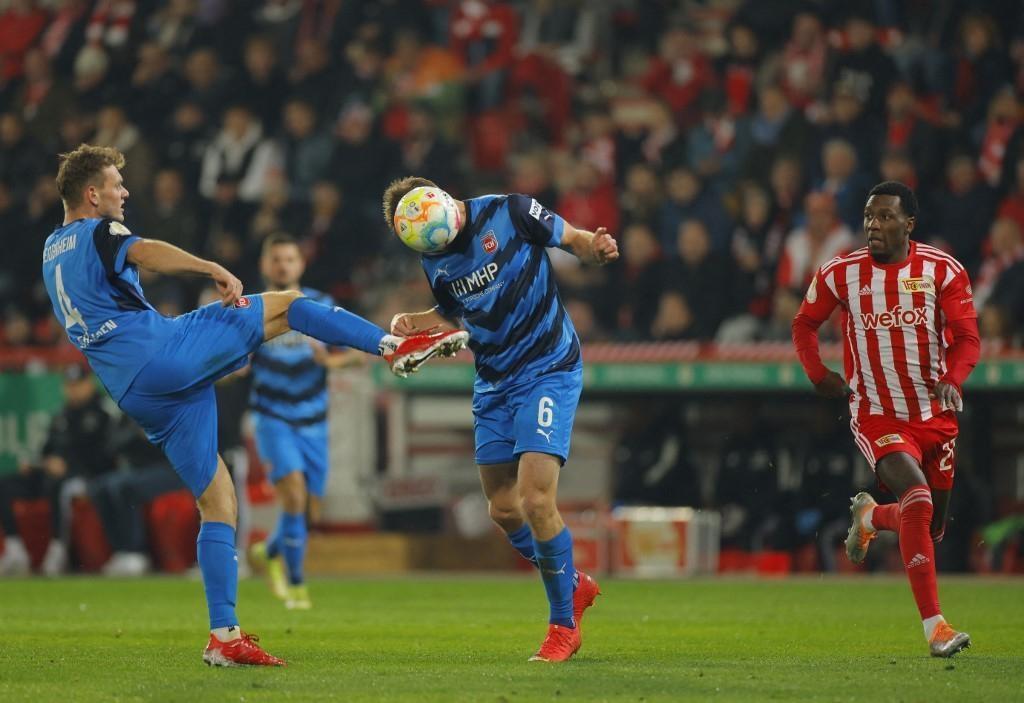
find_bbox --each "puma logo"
[541,561,567,576]
[536,428,553,442]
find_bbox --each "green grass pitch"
[1,576,1022,702]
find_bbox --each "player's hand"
[929,380,963,412]
[813,370,853,399]
[592,227,619,265]
[211,265,243,307]
[390,313,438,337]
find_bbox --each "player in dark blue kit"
[248,234,362,611]
[41,146,468,667]
[384,176,619,662]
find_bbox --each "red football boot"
[528,624,582,663]
[382,330,469,377]
[202,631,286,667]
[573,571,601,626]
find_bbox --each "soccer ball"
[393,186,461,253]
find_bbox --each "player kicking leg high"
[247,234,365,610]
[41,146,467,666]
[383,177,617,662]
[792,181,980,657]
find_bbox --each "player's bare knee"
[262,289,305,340]
[520,490,556,524]
[488,501,522,530]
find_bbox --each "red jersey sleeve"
[791,267,841,385]
[938,268,977,322]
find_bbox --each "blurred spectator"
[16,47,77,147]
[817,138,872,231]
[926,151,997,273]
[92,104,156,195]
[384,27,464,123]
[38,0,91,76]
[650,289,697,341]
[827,10,897,117]
[883,80,941,190]
[517,0,598,79]
[140,168,201,254]
[658,167,731,252]
[776,191,855,292]
[555,159,619,236]
[145,0,204,57]
[0,0,48,83]
[0,365,116,576]
[181,46,226,117]
[618,162,663,228]
[0,112,46,200]
[288,39,337,113]
[615,221,666,339]
[85,0,138,57]
[741,83,811,185]
[129,42,185,135]
[639,24,715,126]
[953,12,1013,131]
[779,10,827,110]
[815,77,884,176]
[160,99,210,190]
[199,104,280,204]
[88,416,182,576]
[449,0,519,112]
[997,155,1024,232]
[879,148,919,191]
[664,219,738,339]
[327,100,400,213]
[397,103,461,191]
[977,87,1021,188]
[729,181,786,324]
[235,35,288,135]
[717,20,761,117]
[975,218,1024,310]
[686,89,752,190]
[72,44,119,112]
[280,97,332,203]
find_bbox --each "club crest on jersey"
[859,305,927,330]
[234,296,250,308]
[481,231,498,254]
[899,276,935,293]
[875,433,905,447]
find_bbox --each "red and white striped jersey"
[799,242,977,422]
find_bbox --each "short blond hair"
[381,176,439,233]
[56,144,126,207]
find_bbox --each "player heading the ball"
[384,176,618,663]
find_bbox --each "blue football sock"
[280,512,307,586]
[197,522,239,630]
[265,516,283,559]
[286,297,386,355]
[507,524,538,566]
[534,527,576,628]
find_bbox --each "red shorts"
[849,413,958,491]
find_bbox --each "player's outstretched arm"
[792,269,850,399]
[127,239,242,306]
[390,308,459,336]
[560,225,619,265]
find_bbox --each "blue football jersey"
[41,218,176,401]
[421,194,581,394]
[249,287,332,427]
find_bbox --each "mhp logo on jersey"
[482,231,498,254]
[234,296,250,308]
[875,433,905,447]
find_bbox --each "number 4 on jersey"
[55,263,87,332]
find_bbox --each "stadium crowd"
[1,0,1024,349]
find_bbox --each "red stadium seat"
[70,496,112,572]
[146,490,199,573]
[12,498,52,571]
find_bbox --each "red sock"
[897,485,941,619]
[871,503,900,532]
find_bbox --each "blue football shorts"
[252,413,329,497]
[473,366,583,466]
[119,296,265,497]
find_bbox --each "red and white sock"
[897,484,942,637]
